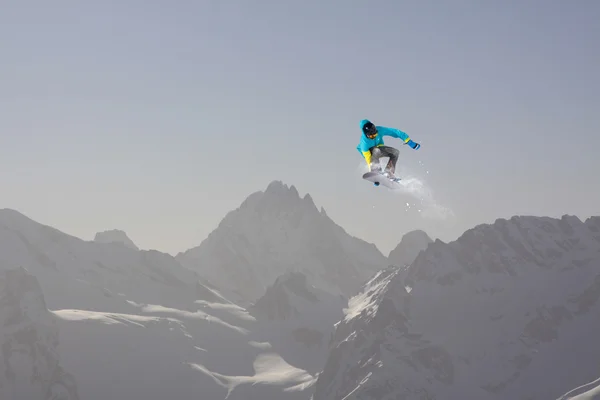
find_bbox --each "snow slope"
[313,215,600,400]
[120,289,320,400]
[0,266,319,400]
[0,267,79,400]
[52,304,244,400]
[176,180,389,304]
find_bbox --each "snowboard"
[362,171,402,189]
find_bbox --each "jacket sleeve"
[377,126,411,144]
[362,150,372,167]
[356,143,373,169]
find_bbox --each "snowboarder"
[357,119,421,181]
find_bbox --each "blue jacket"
[356,119,412,166]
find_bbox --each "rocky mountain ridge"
[313,215,600,400]
[176,181,390,304]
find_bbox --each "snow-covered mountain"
[388,229,433,268]
[176,180,389,304]
[313,215,600,400]
[6,191,599,400]
[0,207,327,400]
[94,229,138,250]
[0,208,200,312]
[0,267,79,400]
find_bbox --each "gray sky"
[2,1,599,255]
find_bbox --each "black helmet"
[362,120,377,138]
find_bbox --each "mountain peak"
[177,181,389,303]
[265,179,286,192]
[0,207,28,221]
[388,229,433,268]
[0,208,49,231]
[94,229,138,250]
[303,193,316,208]
[235,180,318,218]
[402,229,432,241]
[263,181,317,209]
[264,180,299,197]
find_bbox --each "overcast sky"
[2,1,599,255]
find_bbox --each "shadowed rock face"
[388,229,433,268]
[313,215,600,400]
[252,272,320,321]
[0,267,79,400]
[247,270,346,375]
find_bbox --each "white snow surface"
[51,277,326,400]
[313,215,600,400]
[189,352,316,399]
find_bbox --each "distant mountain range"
[1,181,598,400]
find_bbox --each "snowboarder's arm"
[377,126,411,143]
[378,126,420,150]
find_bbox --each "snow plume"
[395,174,453,219]
[358,160,454,220]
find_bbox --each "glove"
[407,139,420,150]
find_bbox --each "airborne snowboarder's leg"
[382,146,400,175]
[371,146,400,180]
